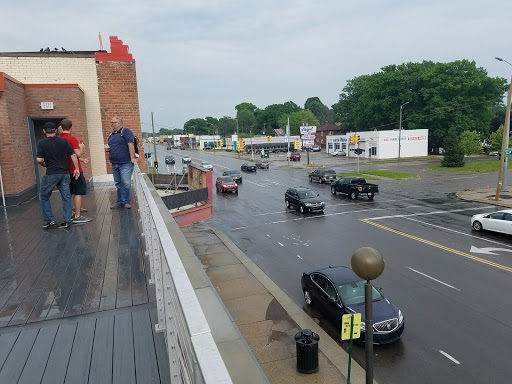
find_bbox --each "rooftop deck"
[0,184,170,383]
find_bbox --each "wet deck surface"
[0,184,170,383]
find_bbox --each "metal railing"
[133,164,232,384]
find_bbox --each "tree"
[305,97,334,124]
[277,110,319,135]
[332,60,507,149]
[236,109,256,134]
[459,130,482,160]
[441,128,465,167]
[217,117,237,139]
[235,102,257,114]
[184,118,208,135]
[488,125,504,153]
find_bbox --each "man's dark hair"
[60,119,73,131]
[43,122,57,132]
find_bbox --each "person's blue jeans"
[112,162,134,205]
[40,173,72,222]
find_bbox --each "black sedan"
[241,162,257,172]
[165,155,175,164]
[222,169,242,183]
[301,266,404,344]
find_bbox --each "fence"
[133,164,232,384]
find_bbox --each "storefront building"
[326,129,428,159]
[0,36,144,205]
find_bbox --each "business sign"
[302,139,314,147]
[232,134,238,142]
[505,148,512,158]
[40,102,54,110]
[300,126,317,139]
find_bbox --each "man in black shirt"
[36,122,80,229]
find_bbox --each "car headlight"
[305,203,312,206]
[398,310,403,324]
[321,201,325,206]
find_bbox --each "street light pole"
[398,101,409,161]
[151,112,158,169]
[495,57,512,200]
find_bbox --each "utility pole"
[250,129,254,162]
[496,57,512,199]
[398,101,409,161]
[151,112,158,170]
[237,118,240,159]
[287,117,290,166]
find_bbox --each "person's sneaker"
[42,221,57,229]
[58,222,71,229]
[123,204,132,209]
[72,215,92,224]
[110,204,123,210]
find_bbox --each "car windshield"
[247,163,255,166]
[338,280,382,306]
[220,177,234,183]
[224,170,238,175]
[325,170,336,175]
[298,190,317,199]
[202,161,210,165]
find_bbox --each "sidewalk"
[457,187,512,208]
[181,224,370,384]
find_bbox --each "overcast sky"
[2,1,511,132]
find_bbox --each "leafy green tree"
[488,125,504,153]
[332,60,507,148]
[305,97,334,124]
[277,110,319,135]
[235,102,257,114]
[236,109,256,134]
[441,128,465,167]
[217,117,237,139]
[184,118,208,135]
[459,130,482,160]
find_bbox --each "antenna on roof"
[98,32,103,51]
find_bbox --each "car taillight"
[358,187,363,191]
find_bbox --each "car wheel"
[309,177,312,182]
[300,205,305,213]
[331,187,336,195]
[472,221,483,231]
[286,200,290,209]
[350,190,357,200]
[235,190,238,195]
[368,193,374,200]
[304,290,313,306]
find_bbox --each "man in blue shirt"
[107,116,136,209]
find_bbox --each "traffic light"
[241,140,246,148]
[267,135,272,142]
[350,134,356,144]
[355,134,360,144]
[354,148,363,155]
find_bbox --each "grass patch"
[367,156,442,164]
[337,170,417,180]
[427,160,512,172]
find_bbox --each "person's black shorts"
[69,172,87,195]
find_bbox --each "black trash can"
[295,329,320,374]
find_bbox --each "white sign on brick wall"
[40,102,54,110]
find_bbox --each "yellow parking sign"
[341,313,361,340]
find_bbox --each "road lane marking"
[404,217,512,249]
[246,180,266,187]
[364,206,489,220]
[361,220,512,273]
[406,267,460,291]
[278,242,284,247]
[297,255,303,260]
[266,234,271,238]
[439,350,460,365]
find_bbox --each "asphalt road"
[148,144,512,384]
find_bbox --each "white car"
[332,150,346,157]
[182,155,191,163]
[200,160,213,170]
[471,209,512,234]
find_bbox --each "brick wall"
[25,85,92,180]
[0,77,32,194]
[97,60,145,173]
[0,55,106,175]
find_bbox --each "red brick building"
[0,36,144,205]
[315,123,342,148]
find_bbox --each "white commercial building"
[326,129,428,159]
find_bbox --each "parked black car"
[285,186,324,213]
[241,162,257,172]
[301,266,404,344]
[331,177,379,200]
[222,169,243,183]
[167,145,172,150]
[309,169,337,184]
[165,155,175,164]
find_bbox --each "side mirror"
[484,215,491,218]
[317,193,320,197]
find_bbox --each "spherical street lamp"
[351,247,385,384]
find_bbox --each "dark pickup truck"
[330,177,379,200]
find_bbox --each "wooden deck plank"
[17,325,58,384]
[0,331,20,371]
[64,319,95,384]
[113,312,136,384]
[99,212,121,311]
[133,309,160,383]
[0,328,39,383]
[0,234,74,327]
[40,323,77,384]
[130,212,149,306]
[150,307,171,384]
[81,213,113,314]
[88,316,114,384]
